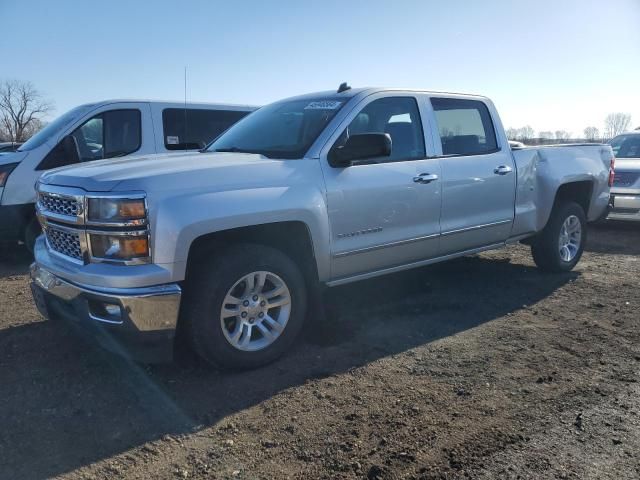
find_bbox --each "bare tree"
[517,125,534,142]
[583,126,600,142]
[506,127,519,140]
[0,79,52,142]
[554,130,570,142]
[539,131,554,140]
[603,113,631,140]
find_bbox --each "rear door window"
[431,98,498,156]
[162,108,250,150]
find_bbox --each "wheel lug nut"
[249,318,255,324]
[243,300,249,307]
[260,300,266,307]
[241,312,247,318]
[258,312,264,318]
[252,295,259,301]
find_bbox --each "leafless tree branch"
[0,79,53,142]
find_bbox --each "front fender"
[150,184,331,282]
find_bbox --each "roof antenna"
[184,66,188,152]
[337,82,351,93]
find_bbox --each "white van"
[0,100,257,250]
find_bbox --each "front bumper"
[30,263,182,363]
[607,192,640,221]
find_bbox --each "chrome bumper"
[30,263,181,362]
[608,192,640,221]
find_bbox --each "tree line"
[507,113,634,144]
[1,78,638,146]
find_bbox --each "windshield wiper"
[211,147,255,154]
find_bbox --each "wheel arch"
[553,180,594,215]
[184,221,321,289]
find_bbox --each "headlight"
[87,197,146,224]
[0,162,18,187]
[89,232,150,262]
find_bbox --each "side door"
[319,93,442,281]
[426,96,515,254]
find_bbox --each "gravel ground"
[0,222,638,480]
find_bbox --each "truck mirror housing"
[329,133,392,167]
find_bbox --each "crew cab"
[607,131,640,221]
[0,100,256,251]
[30,87,614,369]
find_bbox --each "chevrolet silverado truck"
[30,86,614,369]
[607,131,640,221]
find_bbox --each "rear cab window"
[430,98,498,156]
[162,108,250,150]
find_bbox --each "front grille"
[39,193,80,217]
[613,171,640,188]
[45,226,82,261]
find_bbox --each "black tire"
[182,243,307,370]
[531,201,586,272]
[24,217,41,255]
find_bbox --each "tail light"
[608,156,615,187]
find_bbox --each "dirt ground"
[0,222,638,480]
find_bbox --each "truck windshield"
[609,134,640,159]
[206,98,346,159]
[18,105,94,152]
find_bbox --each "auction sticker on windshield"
[304,101,342,110]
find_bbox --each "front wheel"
[531,201,586,272]
[183,244,307,369]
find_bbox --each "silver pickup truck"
[30,86,614,369]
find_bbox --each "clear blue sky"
[2,0,639,135]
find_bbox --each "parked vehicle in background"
[0,142,23,153]
[607,131,640,221]
[509,140,526,149]
[30,86,613,369]
[0,100,257,250]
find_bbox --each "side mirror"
[329,133,392,167]
[61,135,81,165]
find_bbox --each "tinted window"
[333,96,425,163]
[431,98,498,156]
[609,134,640,158]
[162,108,249,150]
[206,98,345,159]
[37,109,141,169]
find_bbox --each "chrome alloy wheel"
[558,215,582,262]
[220,271,292,352]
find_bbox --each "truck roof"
[281,87,490,103]
[74,99,258,110]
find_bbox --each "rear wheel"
[183,244,307,369]
[531,201,586,272]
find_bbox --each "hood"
[0,150,29,166]
[39,151,294,193]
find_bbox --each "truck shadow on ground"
[0,249,578,479]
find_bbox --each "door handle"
[494,165,513,175]
[413,173,439,184]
